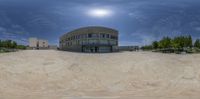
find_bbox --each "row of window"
[61,33,118,42]
[60,39,117,47]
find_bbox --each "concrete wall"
[29,38,38,48]
[38,40,48,48]
[29,38,49,49]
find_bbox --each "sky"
[0,0,200,46]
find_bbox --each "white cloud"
[0,27,6,33]
[131,32,156,45]
[119,41,141,46]
[195,27,200,31]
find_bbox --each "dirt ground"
[0,50,200,99]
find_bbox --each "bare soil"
[0,50,200,99]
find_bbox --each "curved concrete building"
[59,26,118,52]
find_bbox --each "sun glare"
[88,9,112,18]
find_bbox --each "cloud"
[0,27,6,33]
[195,27,200,31]
[1,0,200,45]
[119,41,141,46]
[130,32,156,45]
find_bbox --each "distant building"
[49,45,58,50]
[118,46,139,51]
[29,38,48,49]
[59,26,119,53]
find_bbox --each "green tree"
[11,41,17,48]
[159,37,172,48]
[0,40,18,48]
[194,39,200,48]
[152,41,159,49]
[0,40,26,50]
[172,37,182,49]
[141,45,153,50]
[187,35,193,48]
[172,35,193,49]
[16,45,27,49]
[0,40,2,47]
[4,40,12,48]
[1,40,6,48]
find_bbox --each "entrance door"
[82,46,99,53]
[90,48,94,53]
[95,47,98,52]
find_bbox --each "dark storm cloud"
[0,0,200,45]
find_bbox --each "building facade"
[59,26,118,53]
[29,38,48,49]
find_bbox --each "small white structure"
[29,38,48,49]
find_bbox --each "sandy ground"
[0,50,200,99]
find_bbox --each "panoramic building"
[59,26,118,52]
[29,38,49,49]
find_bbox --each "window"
[81,34,87,38]
[111,35,117,40]
[77,40,80,45]
[88,40,98,44]
[88,34,92,38]
[77,35,80,39]
[87,34,99,38]
[92,34,98,38]
[84,34,87,38]
[82,40,88,45]
[100,34,105,38]
[106,34,109,38]
[100,40,109,44]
